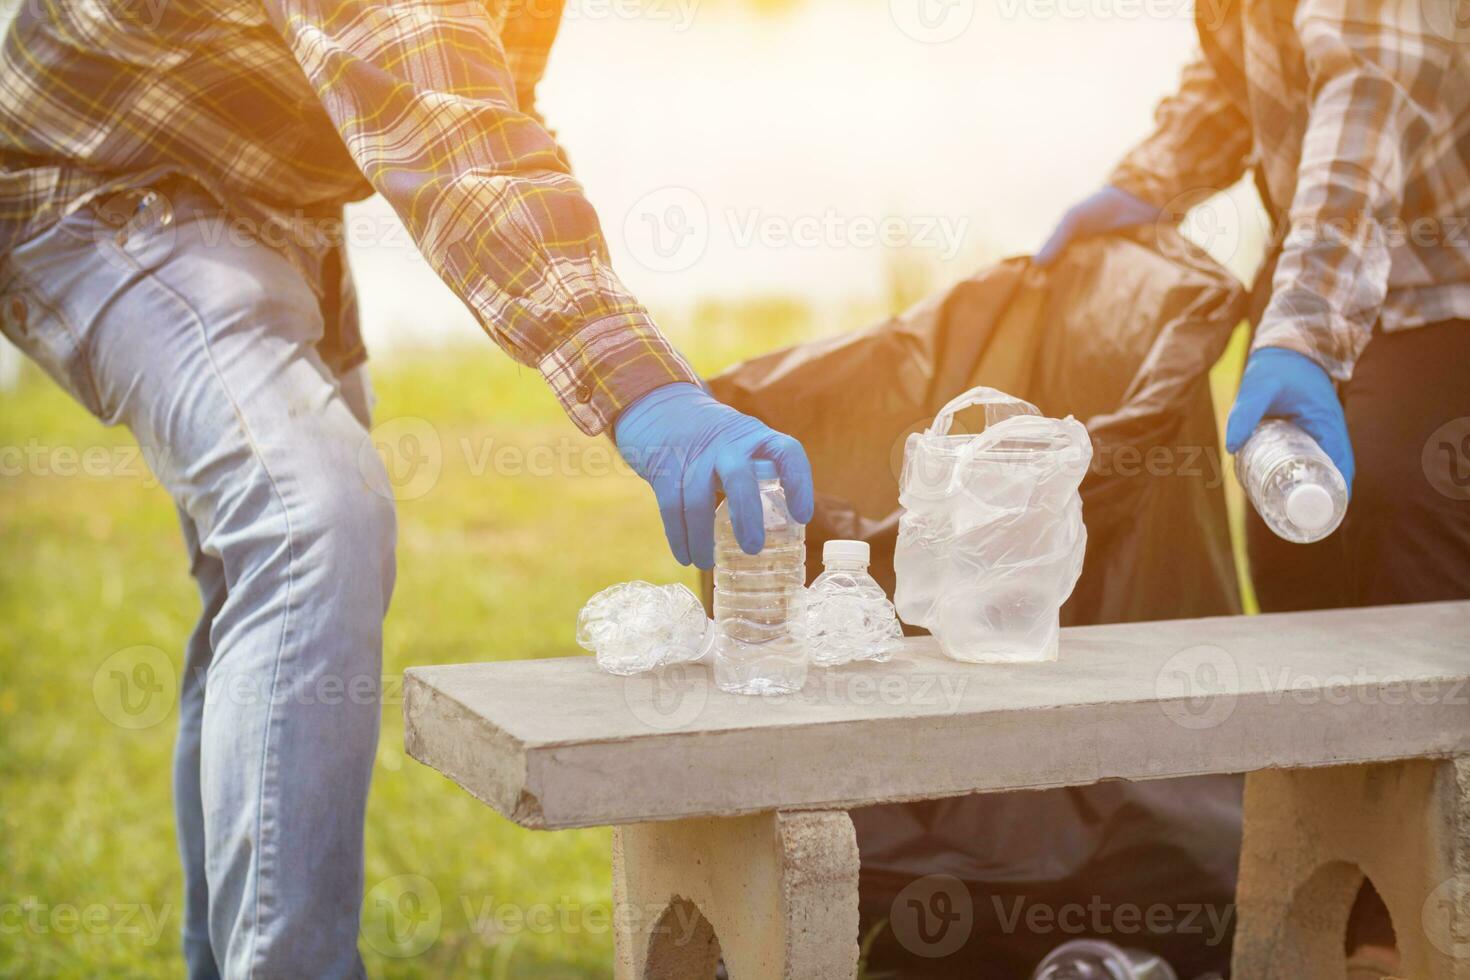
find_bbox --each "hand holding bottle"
[614,382,815,570]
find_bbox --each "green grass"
[1208,322,1259,615]
[0,298,1247,977]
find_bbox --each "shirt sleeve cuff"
[538,311,702,436]
[1251,309,1356,382]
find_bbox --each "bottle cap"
[753,459,779,482]
[1286,483,1335,532]
[823,539,870,564]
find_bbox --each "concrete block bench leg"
[611,809,861,980]
[1232,757,1470,979]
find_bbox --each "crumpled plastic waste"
[894,386,1091,664]
[806,542,903,666]
[577,581,716,676]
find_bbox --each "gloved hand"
[1225,347,1355,492]
[1034,186,1162,266]
[614,382,815,570]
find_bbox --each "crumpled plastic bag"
[894,387,1091,663]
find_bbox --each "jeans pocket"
[54,189,180,276]
[0,276,108,419]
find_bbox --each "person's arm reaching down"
[262,0,814,565]
[262,0,698,436]
[1250,0,1449,380]
[1037,49,1253,264]
[1107,47,1254,212]
[1227,0,1454,488]
[614,384,814,570]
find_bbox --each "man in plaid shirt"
[0,1,811,975]
[1038,0,1469,970]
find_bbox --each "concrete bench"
[403,600,1470,978]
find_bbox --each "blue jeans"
[0,186,396,978]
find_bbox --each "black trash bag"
[705,226,1247,978]
[849,776,1244,979]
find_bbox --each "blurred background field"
[0,0,1263,974]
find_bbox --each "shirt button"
[575,383,593,403]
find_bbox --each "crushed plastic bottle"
[713,459,808,695]
[1031,939,1177,980]
[1234,419,1348,544]
[807,539,903,667]
[576,581,715,676]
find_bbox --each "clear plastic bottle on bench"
[713,460,808,695]
[807,539,902,667]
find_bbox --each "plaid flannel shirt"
[1110,0,1470,381]
[0,0,699,435]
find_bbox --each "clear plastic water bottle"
[1234,419,1348,544]
[807,539,903,667]
[1031,939,1177,980]
[713,459,807,695]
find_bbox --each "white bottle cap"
[1286,483,1335,532]
[823,539,870,564]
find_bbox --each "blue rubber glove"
[1034,186,1162,266]
[614,382,815,570]
[1225,347,1355,493]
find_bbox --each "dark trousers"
[1245,317,1470,948]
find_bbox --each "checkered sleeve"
[262,0,698,434]
[1108,49,1254,211]
[1253,0,1453,380]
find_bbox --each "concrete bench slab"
[403,600,1470,979]
[404,601,1470,830]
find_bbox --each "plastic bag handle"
[928,386,1041,437]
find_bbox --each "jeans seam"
[118,247,296,980]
